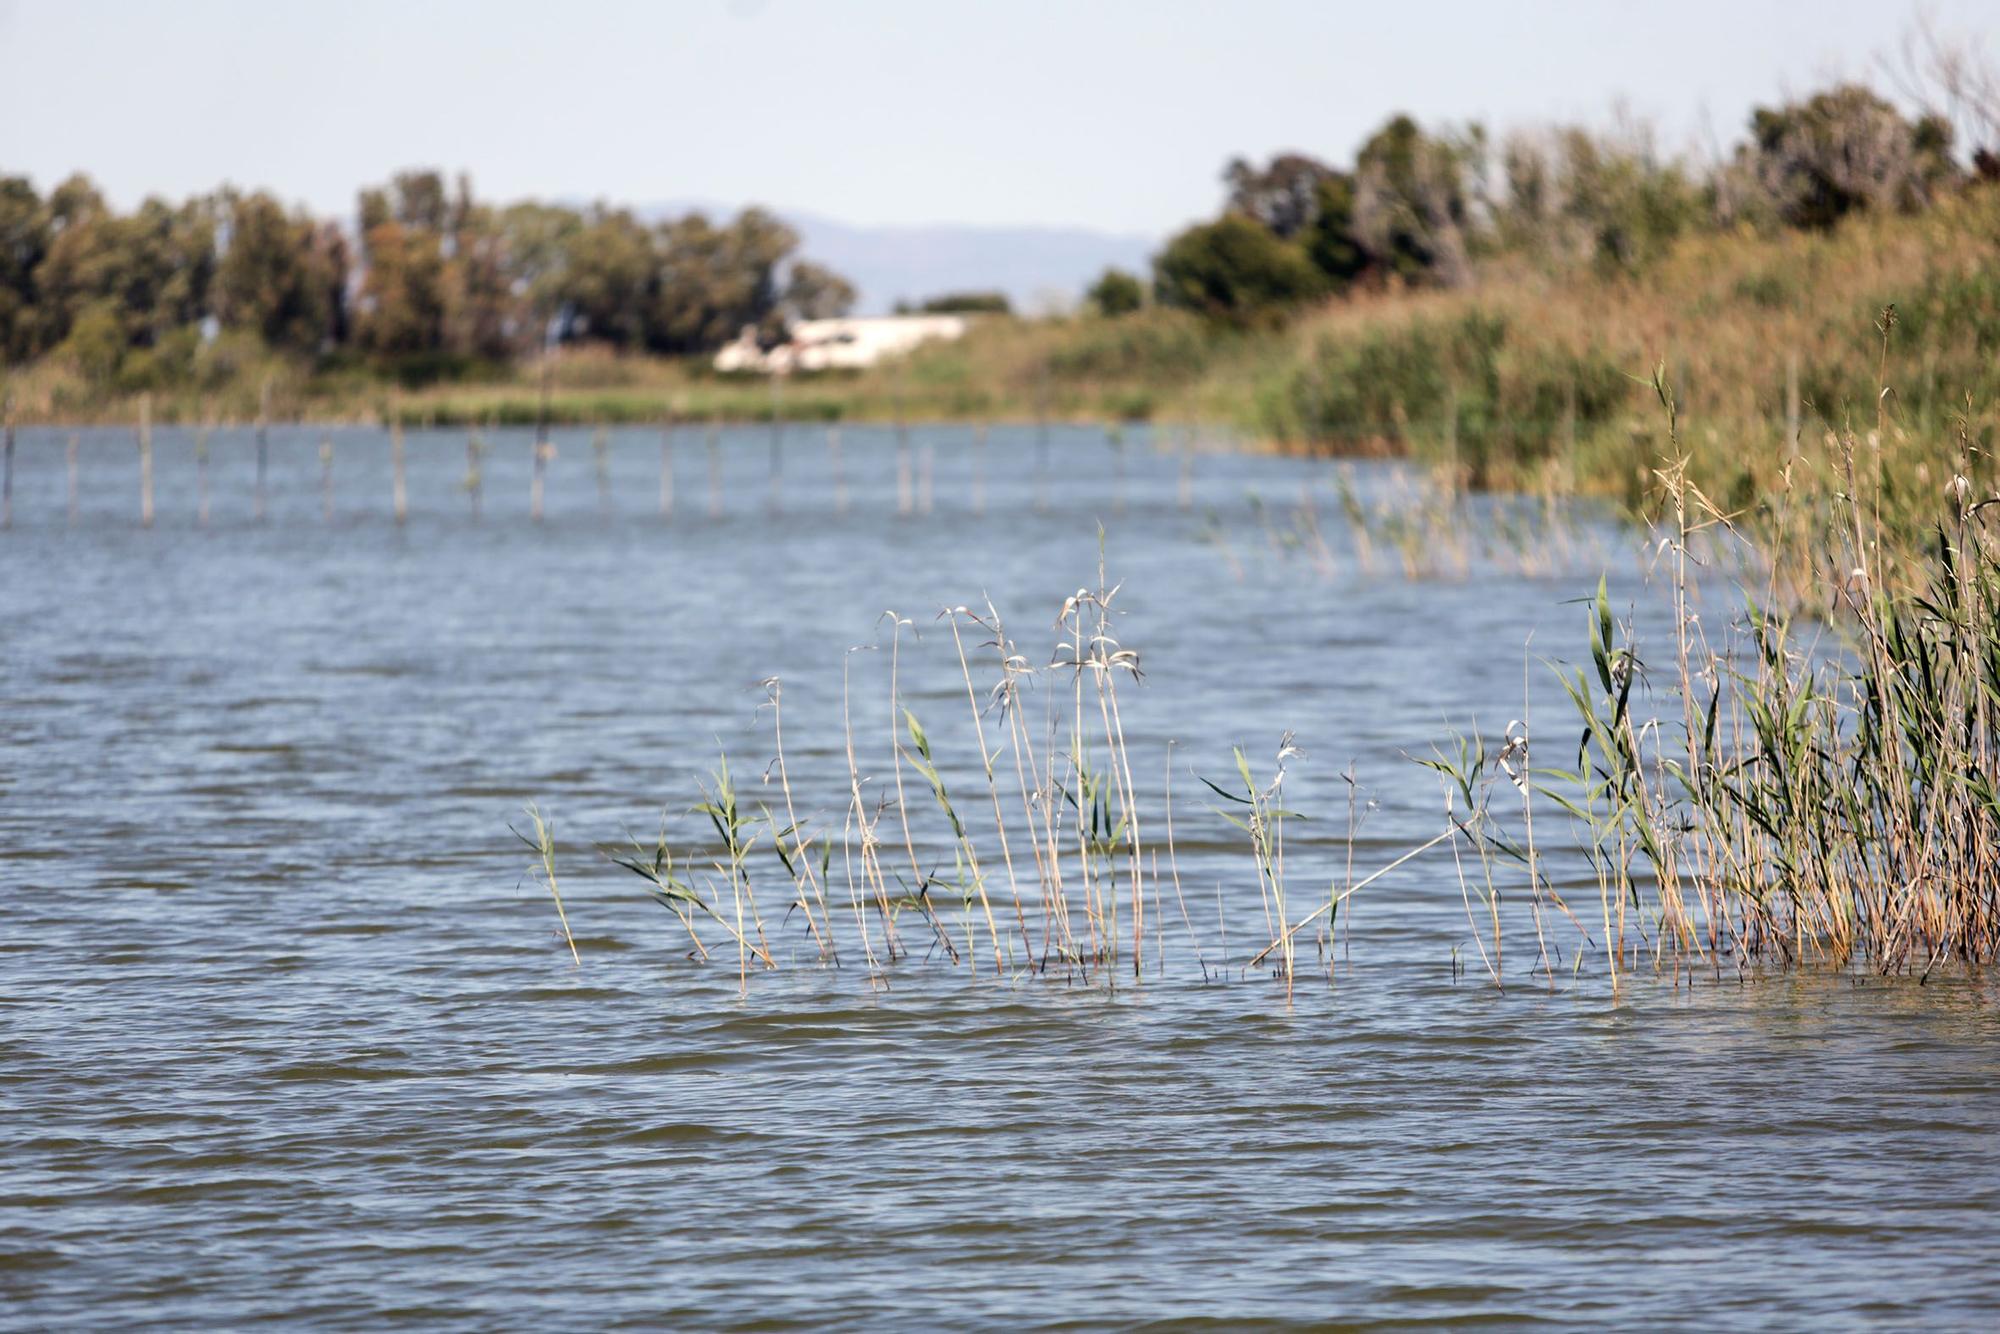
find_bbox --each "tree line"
[5,70,1995,400]
[1103,79,1996,324]
[0,169,857,386]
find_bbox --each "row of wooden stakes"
[0,409,1201,528]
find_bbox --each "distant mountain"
[636,201,1159,315]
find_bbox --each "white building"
[713,314,968,374]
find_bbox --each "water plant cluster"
[1210,461,1605,583]
[1427,362,2000,987]
[520,357,2000,993]
[526,556,1307,993]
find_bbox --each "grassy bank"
[0,309,1268,430]
[1246,186,2000,507]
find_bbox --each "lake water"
[4,423,1998,1328]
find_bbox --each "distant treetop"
[0,166,857,387]
[896,291,1013,316]
[1150,73,1994,325]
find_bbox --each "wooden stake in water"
[829,426,847,516]
[1108,421,1126,517]
[255,377,271,522]
[767,376,784,514]
[66,432,79,526]
[659,415,674,518]
[1,395,13,530]
[531,349,553,522]
[918,441,934,515]
[196,421,211,527]
[1178,425,1194,513]
[593,423,611,515]
[973,422,988,516]
[138,393,154,528]
[466,425,484,520]
[392,416,408,523]
[706,420,722,518]
[895,403,913,517]
[321,435,335,521]
[767,427,783,514]
[1034,382,1051,513]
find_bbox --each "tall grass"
[0,312,1242,430]
[1253,188,2000,509]
[512,544,1486,990]
[506,342,2000,994]
[514,465,2000,991]
[513,803,579,965]
[1429,359,2000,987]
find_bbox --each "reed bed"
[1211,461,1609,584]
[1430,363,2000,988]
[517,546,1424,995]
[518,357,2000,993]
[516,465,2000,993]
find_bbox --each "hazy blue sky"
[1,0,1992,236]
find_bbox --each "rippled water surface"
[4,424,1998,1328]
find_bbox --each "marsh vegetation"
[514,371,2000,994]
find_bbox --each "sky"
[1,0,1993,238]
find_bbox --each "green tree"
[44,173,107,233]
[355,218,447,358]
[560,206,656,348]
[1154,213,1325,325]
[498,201,584,344]
[34,182,216,351]
[0,175,49,361]
[310,222,352,347]
[1352,114,1477,286]
[388,169,450,232]
[1086,266,1144,316]
[649,208,800,353]
[55,300,127,384]
[1301,174,1368,289]
[358,186,392,237]
[1740,85,1959,230]
[1223,153,1342,239]
[0,167,854,375]
[783,260,856,320]
[916,290,1011,314]
[29,174,111,348]
[716,207,804,342]
[443,199,517,360]
[357,170,515,362]
[216,191,341,354]
[1498,126,1702,274]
